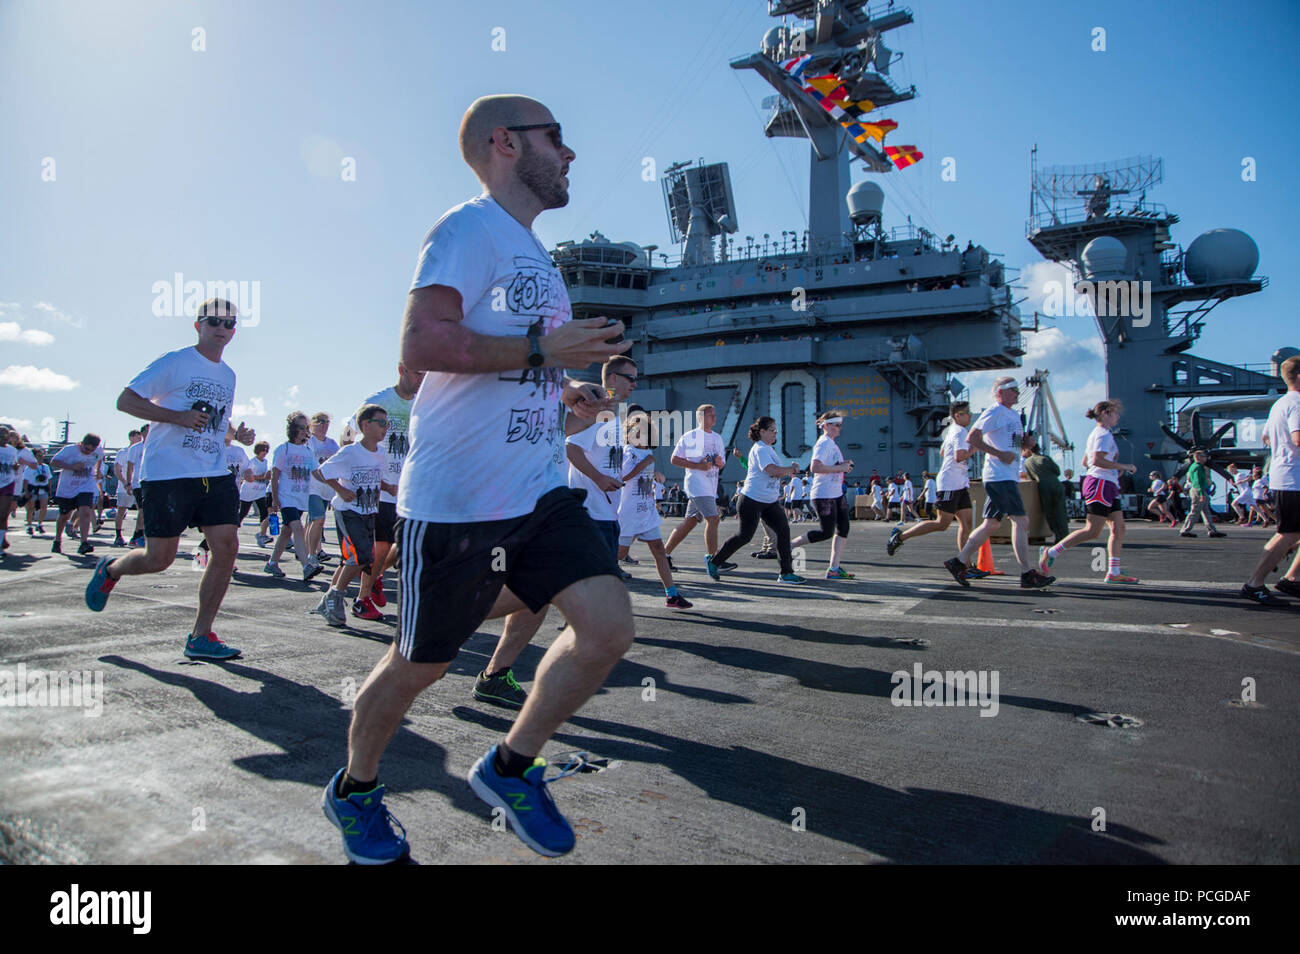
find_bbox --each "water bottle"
[268,513,280,536]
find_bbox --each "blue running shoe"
[321,768,409,865]
[705,555,720,581]
[85,557,117,612]
[468,746,575,857]
[183,632,241,661]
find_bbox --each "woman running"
[707,416,804,584]
[0,426,38,561]
[618,411,692,608]
[1039,399,1139,583]
[1146,470,1174,525]
[889,402,974,556]
[790,411,856,580]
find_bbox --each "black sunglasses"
[363,418,389,427]
[491,123,564,149]
[611,370,637,383]
[201,316,237,329]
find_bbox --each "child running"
[617,410,691,608]
[1039,399,1139,583]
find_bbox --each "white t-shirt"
[272,440,318,511]
[1251,477,1268,500]
[567,417,623,523]
[887,481,901,502]
[399,194,572,523]
[239,455,271,502]
[319,442,386,516]
[0,446,37,489]
[127,346,236,482]
[1084,424,1121,485]
[353,386,414,505]
[1265,391,1300,492]
[792,475,807,500]
[116,440,145,489]
[1232,471,1254,505]
[23,463,52,492]
[652,479,664,501]
[973,404,1024,483]
[51,445,103,497]
[224,445,249,491]
[871,484,883,504]
[617,445,659,535]
[307,435,340,502]
[936,424,970,492]
[809,434,845,499]
[901,480,914,501]
[673,427,725,499]
[741,441,783,504]
[113,442,139,483]
[1150,478,1166,496]
[923,478,937,502]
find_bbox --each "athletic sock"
[1048,543,1066,559]
[1108,557,1121,575]
[665,585,678,597]
[494,741,535,778]
[336,772,378,799]
[483,667,510,679]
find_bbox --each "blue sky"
[2,0,1296,454]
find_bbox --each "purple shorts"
[1082,475,1121,516]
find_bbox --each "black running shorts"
[396,487,621,664]
[936,488,972,514]
[336,508,376,572]
[55,492,94,514]
[138,474,238,538]
[1275,489,1300,534]
[375,501,397,544]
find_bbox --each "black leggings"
[806,496,850,543]
[238,495,270,524]
[715,495,793,575]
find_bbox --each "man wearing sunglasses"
[322,95,635,865]
[85,297,256,662]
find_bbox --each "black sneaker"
[752,549,777,559]
[51,538,62,554]
[1020,569,1055,589]
[1179,531,1196,538]
[715,560,739,571]
[1209,530,1227,538]
[943,557,970,588]
[1275,578,1300,599]
[473,669,528,709]
[78,541,95,555]
[1240,584,1287,607]
[887,527,903,556]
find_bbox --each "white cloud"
[234,396,266,417]
[0,365,80,391]
[1022,325,1104,368]
[0,416,35,431]
[282,384,301,408]
[32,301,85,328]
[0,321,56,346]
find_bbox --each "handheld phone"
[602,319,624,345]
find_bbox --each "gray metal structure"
[555,1,1024,487]
[1026,151,1284,486]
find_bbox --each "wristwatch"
[526,329,545,368]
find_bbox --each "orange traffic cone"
[976,539,1005,575]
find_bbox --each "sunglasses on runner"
[363,418,389,428]
[201,316,237,329]
[610,370,637,384]
[492,123,565,150]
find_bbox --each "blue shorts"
[307,494,328,521]
[983,481,1026,520]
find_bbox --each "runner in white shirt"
[870,480,884,520]
[1242,356,1300,604]
[617,408,691,607]
[305,411,340,566]
[900,472,918,523]
[1145,471,1174,525]
[887,478,903,522]
[84,298,257,663]
[890,403,974,554]
[312,403,396,625]
[788,412,856,580]
[1039,399,1139,583]
[711,415,804,583]
[0,426,39,560]
[922,472,937,519]
[943,377,1054,589]
[112,429,143,547]
[21,447,53,536]
[267,412,325,582]
[322,95,634,865]
[238,440,273,544]
[50,434,104,555]
[1250,469,1274,526]
[117,423,149,546]
[1227,463,1253,524]
[662,404,729,571]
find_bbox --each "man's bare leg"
[704,515,720,556]
[663,514,699,556]
[487,605,549,674]
[192,524,238,636]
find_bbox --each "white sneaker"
[327,594,347,627]
[302,555,324,582]
[264,561,286,578]
[621,556,639,566]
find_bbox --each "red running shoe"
[352,597,384,621]
[370,576,386,608]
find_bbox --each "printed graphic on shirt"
[182,377,234,452]
[496,255,567,398]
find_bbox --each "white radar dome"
[1081,235,1127,279]
[847,180,885,225]
[1183,228,1259,284]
